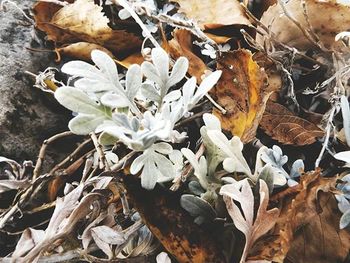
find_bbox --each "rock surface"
[0,0,69,162]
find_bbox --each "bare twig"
[50,138,92,174]
[175,109,211,128]
[0,204,19,229]
[152,13,220,52]
[90,132,110,171]
[277,0,328,53]
[111,151,136,171]
[315,106,337,168]
[33,131,73,180]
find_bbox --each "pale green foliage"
[255,145,304,187]
[341,95,350,147]
[206,128,253,180]
[130,142,176,189]
[55,47,222,190]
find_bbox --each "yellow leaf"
[211,50,278,142]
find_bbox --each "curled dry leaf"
[248,170,350,263]
[258,0,350,53]
[33,0,142,56]
[260,101,324,145]
[122,174,226,263]
[220,179,279,263]
[172,0,251,29]
[211,49,278,143]
[168,29,208,82]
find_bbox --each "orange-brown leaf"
[56,42,113,61]
[33,0,141,57]
[260,101,324,145]
[168,29,208,82]
[248,170,350,263]
[211,50,277,143]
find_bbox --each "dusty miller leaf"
[341,95,350,147]
[207,130,253,179]
[130,143,176,190]
[180,194,216,224]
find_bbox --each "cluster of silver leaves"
[55,48,222,189]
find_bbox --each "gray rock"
[0,0,69,162]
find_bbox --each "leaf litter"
[0,0,350,262]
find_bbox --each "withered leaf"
[168,29,208,82]
[115,52,145,69]
[56,42,113,62]
[33,0,142,56]
[122,174,226,263]
[211,49,277,143]
[12,228,45,260]
[260,101,324,145]
[258,0,350,52]
[220,179,279,263]
[0,179,29,194]
[248,170,350,263]
[172,0,251,29]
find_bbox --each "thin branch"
[50,138,92,175]
[33,131,73,180]
[278,0,327,52]
[0,204,19,229]
[315,103,337,168]
[90,132,110,171]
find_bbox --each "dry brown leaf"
[115,52,145,68]
[284,192,350,263]
[33,0,142,56]
[211,50,278,143]
[248,170,350,263]
[258,0,350,52]
[56,42,113,61]
[122,174,226,263]
[220,179,279,263]
[172,0,251,29]
[260,101,324,145]
[168,29,208,82]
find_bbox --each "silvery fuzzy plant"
[55,47,222,190]
[180,114,305,224]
